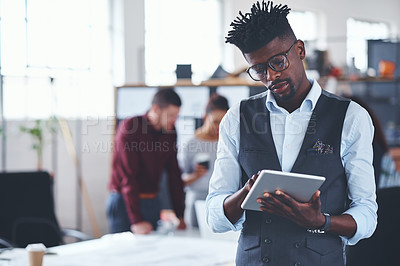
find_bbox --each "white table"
[0,231,237,266]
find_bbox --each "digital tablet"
[241,170,326,211]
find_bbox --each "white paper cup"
[195,153,211,169]
[26,243,47,266]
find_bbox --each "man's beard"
[274,84,296,102]
[268,79,296,102]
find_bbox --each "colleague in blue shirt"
[206,1,377,265]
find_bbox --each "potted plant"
[20,118,56,171]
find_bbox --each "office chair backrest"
[0,171,63,248]
[346,186,400,266]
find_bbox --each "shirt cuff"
[206,194,245,232]
[341,208,377,245]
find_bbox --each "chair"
[346,187,400,266]
[0,171,91,248]
[0,238,13,249]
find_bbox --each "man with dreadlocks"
[206,1,377,265]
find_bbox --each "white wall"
[225,0,400,72]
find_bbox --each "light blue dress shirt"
[206,80,378,245]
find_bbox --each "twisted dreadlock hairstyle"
[226,1,295,53]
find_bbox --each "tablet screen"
[241,169,326,211]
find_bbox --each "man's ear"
[149,104,161,119]
[297,40,306,60]
[150,104,160,113]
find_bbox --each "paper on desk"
[45,232,237,266]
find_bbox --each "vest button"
[264,238,272,244]
[294,262,301,266]
[295,242,301,248]
[265,219,272,224]
[262,257,270,263]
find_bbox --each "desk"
[0,232,237,266]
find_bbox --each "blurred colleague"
[179,94,229,227]
[107,88,186,235]
[206,1,377,265]
[345,95,399,188]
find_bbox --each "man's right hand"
[131,221,153,234]
[194,164,208,178]
[244,171,261,192]
[223,171,261,224]
[183,164,208,186]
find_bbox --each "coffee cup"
[196,153,210,170]
[198,160,209,169]
[26,243,46,266]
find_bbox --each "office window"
[0,0,112,119]
[288,11,317,42]
[347,18,390,72]
[144,0,222,85]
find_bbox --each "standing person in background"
[206,1,377,265]
[179,94,229,228]
[345,95,398,188]
[107,88,186,235]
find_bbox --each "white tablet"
[241,169,326,211]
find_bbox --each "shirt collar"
[265,79,322,113]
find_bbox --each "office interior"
[1,0,400,245]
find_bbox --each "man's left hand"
[257,190,325,229]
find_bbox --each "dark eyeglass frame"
[246,40,298,81]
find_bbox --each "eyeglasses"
[246,40,298,81]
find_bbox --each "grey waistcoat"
[237,90,350,266]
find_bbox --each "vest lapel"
[239,94,281,183]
